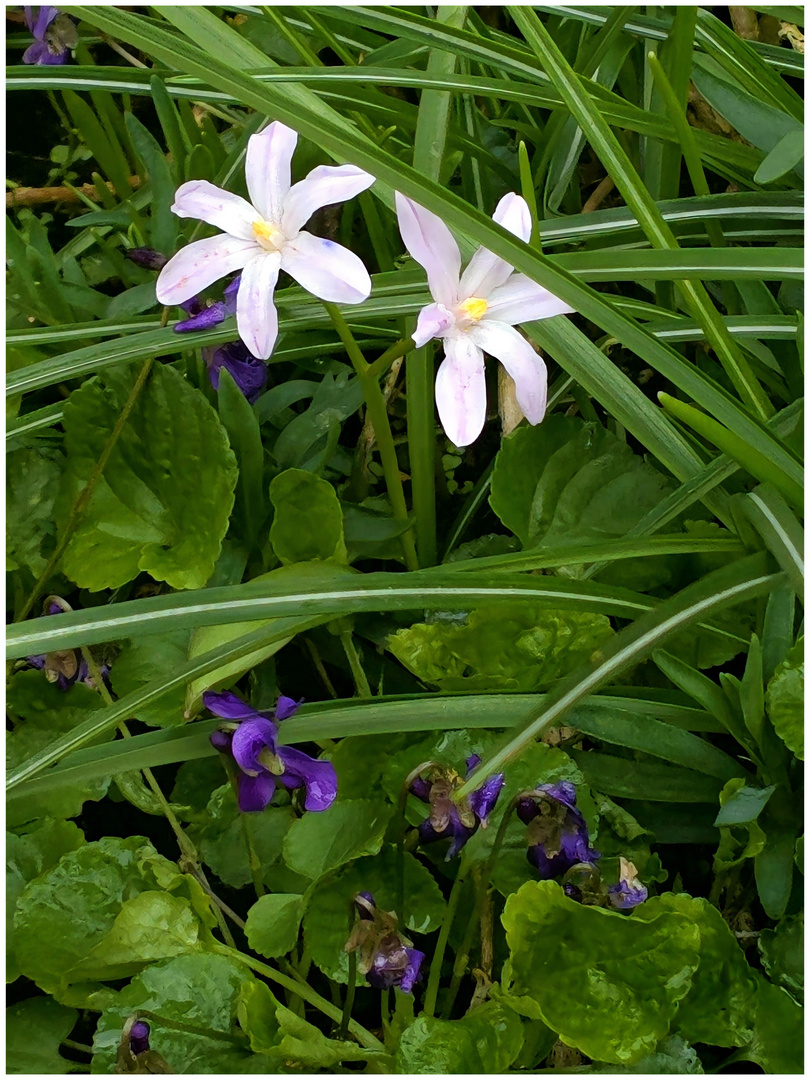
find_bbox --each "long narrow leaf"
[455,554,783,796]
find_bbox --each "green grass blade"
[63,6,800,507]
[742,485,804,593]
[455,554,783,797]
[5,566,667,659]
[6,615,328,789]
[509,5,774,421]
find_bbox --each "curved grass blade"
[455,554,784,798]
[7,687,735,806]
[62,7,802,524]
[510,5,773,421]
[6,615,328,790]
[5,565,677,659]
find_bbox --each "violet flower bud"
[517,781,600,878]
[608,858,648,911]
[126,247,169,271]
[410,756,504,860]
[345,892,425,994]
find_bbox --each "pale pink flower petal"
[395,192,461,308]
[486,273,575,325]
[236,253,281,361]
[435,333,487,447]
[245,121,298,222]
[413,302,455,348]
[281,231,371,304]
[470,320,548,425]
[459,192,532,301]
[156,234,256,306]
[170,179,258,241]
[282,164,375,236]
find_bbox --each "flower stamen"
[458,296,489,323]
[252,219,284,250]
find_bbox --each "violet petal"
[231,716,278,775]
[276,746,337,811]
[203,690,260,721]
[237,772,277,813]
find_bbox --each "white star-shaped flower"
[156,121,375,360]
[395,192,574,446]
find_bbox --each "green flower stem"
[340,906,358,1040]
[406,344,438,568]
[218,754,265,901]
[135,1009,246,1045]
[423,858,470,1018]
[239,800,266,900]
[60,1040,93,1056]
[440,865,485,1019]
[339,628,372,698]
[216,944,387,1054]
[367,336,414,381]
[303,636,339,699]
[396,760,437,915]
[441,794,522,1017]
[82,645,238,950]
[15,356,155,624]
[324,302,418,571]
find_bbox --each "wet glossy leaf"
[765,639,804,759]
[502,880,700,1064]
[387,604,613,692]
[92,953,262,1074]
[396,1002,524,1073]
[275,1006,383,1067]
[6,997,79,1074]
[245,894,305,959]
[589,1034,703,1074]
[283,798,392,881]
[13,837,212,994]
[56,363,237,590]
[236,979,282,1056]
[269,468,347,565]
[758,913,803,1005]
[634,893,758,1046]
[7,819,85,982]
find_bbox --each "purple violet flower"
[125,247,169,271]
[517,781,600,878]
[174,274,240,332]
[23,6,75,65]
[25,599,110,691]
[129,1021,150,1056]
[205,690,336,814]
[410,755,504,860]
[346,892,425,994]
[608,857,648,911]
[203,341,268,403]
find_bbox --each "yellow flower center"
[252,219,285,250]
[257,746,286,775]
[458,296,488,323]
